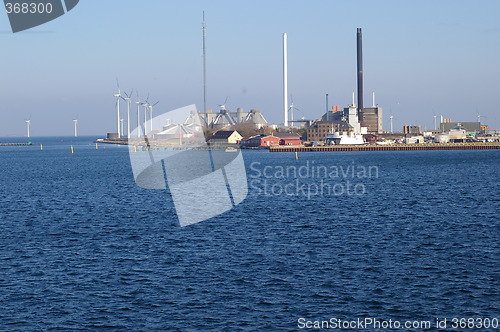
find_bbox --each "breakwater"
[270,143,500,152]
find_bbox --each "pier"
[270,143,500,153]
[0,142,33,146]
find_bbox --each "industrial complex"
[99,28,498,150]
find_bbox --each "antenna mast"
[202,11,207,113]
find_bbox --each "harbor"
[95,27,499,153]
[1,1,499,331]
[270,142,500,152]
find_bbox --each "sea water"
[0,137,498,330]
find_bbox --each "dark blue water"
[0,137,498,331]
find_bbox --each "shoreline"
[95,138,500,152]
[270,142,500,152]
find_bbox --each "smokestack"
[326,94,329,121]
[283,32,288,127]
[357,28,363,115]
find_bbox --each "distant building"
[363,134,378,144]
[274,132,302,145]
[359,106,383,134]
[405,125,422,135]
[440,122,481,133]
[210,110,236,130]
[307,100,382,141]
[322,106,342,122]
[198,108,268,130]
[306,121,352,142]
[209,130,242,145]
[243,109,268,129]
[405,136,425,144]
[156,124,197,138]
[107,133,119,139]
[240,134,280,148]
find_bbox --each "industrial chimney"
[357,28,363,116]
[283,32,288,127]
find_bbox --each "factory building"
[440,122,481,133]
[306,120,352,142]
[403,125,422,135]
[198,108,268,130]
[359,106,382,134]
[305,28,383,143]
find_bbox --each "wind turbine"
[288,95,302,124]
[142,93,150,136]
[113,78,122,138]
[73,118,78,137]
[148,101,159,133]
[120,118,125,137]
[121,89,133,139]
[218,96,228,111]
[25,117,31,138]
[477,114,487,123]
[135,92,143,138]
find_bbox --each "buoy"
[95,142,98,149]
[40,144,43,151]
[295,151,298,160]
[70,145,74,154]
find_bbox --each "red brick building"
[274,133,302,146]
[240,135,280,147]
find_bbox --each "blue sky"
[0,0,499,136]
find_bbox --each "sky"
[0,0,499,136]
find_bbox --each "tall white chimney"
[283,32,288,127]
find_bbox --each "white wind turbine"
[120,118,125,137]
[218,96,228,111]
[288,95,302,123]
[73,118,78,137]
[113,79,122,138]
[135,91,142,137]
[142,93,150,136]
[477,114,487,123]
[148,101,159,133]
[121,89,133,139]
[25,117,31,138]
